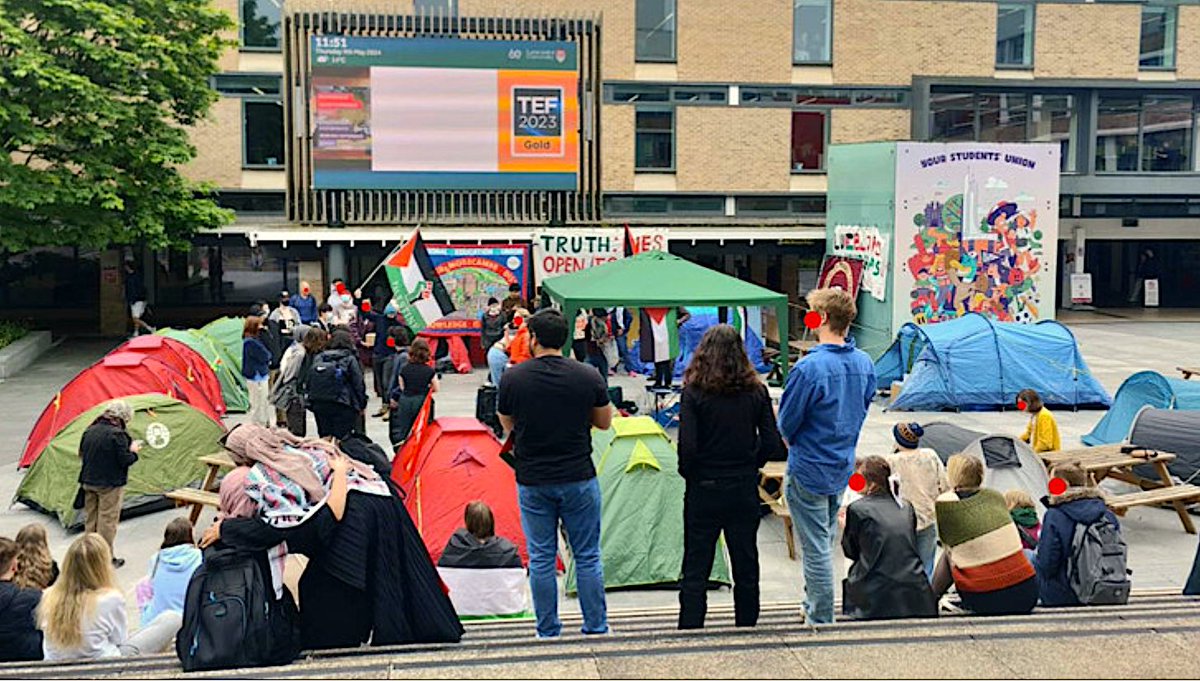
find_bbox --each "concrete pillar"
[781,255,800,304]
[750,255,768,288]
[327,243,348,285]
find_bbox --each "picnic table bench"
[1039,444,1200,534]
[759,461,795,560]
[168,452,235,523]
[1179,366,1200,380]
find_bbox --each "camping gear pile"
[876,313,1111,412]
[15,331,234,528]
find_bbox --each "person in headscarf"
[202,424,463,649]
[77,400,141,568]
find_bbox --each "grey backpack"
[1068,519,1131,605]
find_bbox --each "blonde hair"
[37,534,117,649]
[946,454,984,491]
[806,288,857,335]
[1004,489,1035,511]
[14,523,55,590]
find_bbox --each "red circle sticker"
[1048,477,1068,495]
[386,336,396,348]
[1017,399,1028,411]
[804,311,822,330]
[848,473,866,493]
[361,300,372,312]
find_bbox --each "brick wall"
[601,105,635,191]
[675,108,791,192]
[1176,5,1200,80]
[831,109,912,145]
[181,97,242,187]
[1033,3,1140,79]
[677,0,791,83]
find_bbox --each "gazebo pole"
[777,301,790,379]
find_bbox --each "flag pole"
[352,224,420,297]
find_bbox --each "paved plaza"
[1,319,1198,619]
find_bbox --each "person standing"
[777,288,876,624]
[584,308,611,386]
[501,283,528,322]
[294,281,320,325]
[78,400,141,568]
[611,308,634,375]
[388,339,439,449]
[640,307,690,389]
[479,298,507,352]
[1128,248,1159,304]
[242,316,274,427]
[123,260,153,337]
[272,327,327,437]
[497,310,612,639]
[885,422,949,579]
[306,329,368,439]
[269,291,302,346]
[676,325,784,629]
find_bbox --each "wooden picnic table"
[758,461,795,560]
[1039,444,1200,534]
[169,451,235,523]
[1178,366,1200,380]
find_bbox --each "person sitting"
[437,501,527,619]
[138,518,203,627]
[14,523,58,590]
[201,425,463,650]
[1035,463,1124,607]
[0,536,44,662]
[1005,489,1042,552]
[39,533,183,660]
[933,455,1037,615]
[389,338,439,449]
[842,457,938,620]
[1018,388,1061,454]
[884,423,948,579]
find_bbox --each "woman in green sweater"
[932,455,1037,615]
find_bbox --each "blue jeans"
[615,333,632,372]
[518,478,608,637]
[786,476,842,624]
[916,524,938,581]
[487,346,508,386]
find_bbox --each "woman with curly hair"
[676,324,785,629]
[14,523,58,590]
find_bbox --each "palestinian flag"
[623,223,639,258]
[639,307,678,362]
[718,306,751,344]
[384,228,455,333]
[392,390,434,486]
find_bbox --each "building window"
[996,3,1034,68]
[929,92,977,142]
[603,194,724,216]
[791,111,826,172]
[211,73,282,97]
[1139,5,1177,69]
[241,0,281,50]
[793,0,831,64]
[1030,94,1077,173]
[636,0,675,62]
[1095,95,1195,173]
[243,100,284,168]
[977,93,1028,143]
[929,90,1078,172]
[735,195,826,216]
[605,84,726,105]
[413,0,457,15]
[635,108,674,171]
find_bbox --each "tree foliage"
[0,0,235,251]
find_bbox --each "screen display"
[310,36,579,191]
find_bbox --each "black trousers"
[372,358,388,400]
[679,476,761,629]
[299,563,372,650]
[284,400,306,437]
[653,360,673,388]
[312,403,358,439]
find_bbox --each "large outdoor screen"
[310,36,579,191]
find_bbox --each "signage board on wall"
[1145,278,1160,307]
[1070,273,1093,304]
[893,143,1060,326]
[532,228,668,283]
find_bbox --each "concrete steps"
[3,591,1198,679]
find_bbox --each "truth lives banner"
[533,228,668,283]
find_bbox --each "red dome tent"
[19,352,223,468]
[114,335,226,415]
[392,417,526,565]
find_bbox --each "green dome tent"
[15,394,227,529]
[200,317,245,373]
[566,417,730,593]
[158,327,249,413]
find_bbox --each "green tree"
[0,0,235,251]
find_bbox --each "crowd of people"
[3,281,1192,669]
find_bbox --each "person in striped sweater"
[932,455,1038,615]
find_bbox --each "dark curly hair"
[683,324,760,395]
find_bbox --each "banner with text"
[424,244,529,336]
[533,228,669,283]
[831,225,889,302]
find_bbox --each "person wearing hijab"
[78,400,141,568]
[201,425,463,649]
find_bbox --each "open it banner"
[311,36,579,191]
[423,245,529,336]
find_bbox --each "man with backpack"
[304,329,368,439]
[1036,463,1130,606]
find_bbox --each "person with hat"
[294,281,320,325]
[884,422,949,579]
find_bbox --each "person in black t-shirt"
[497,309,612,639]
[388,339,438,448]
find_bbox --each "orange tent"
[392,417,526,565]
[114,335,226,415]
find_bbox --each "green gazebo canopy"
[541,251,791,375]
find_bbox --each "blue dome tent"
[1082,371,1200,446]
[876,314,1111,412]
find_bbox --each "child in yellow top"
[1018,389,1060,453]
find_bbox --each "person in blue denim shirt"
[497,309,613,639]
[777,288,876,624]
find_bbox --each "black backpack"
[476,384,502,438]
[176,547,297,672]
[306,351,354,405]
[340,432,395,481]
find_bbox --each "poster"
[424,244,529,336]
[831,225,888,301]
[533,228,669,283]
[894,143,1060,326]
[816,256,865,297]
[1145,278,1160,307]
[311,36,579,190]
[1070,273,1093,305]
